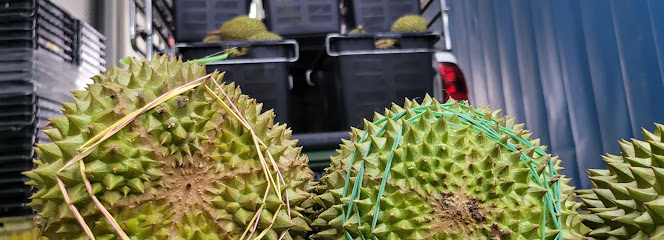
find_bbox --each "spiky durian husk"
[578,123,664,239]
[24,55,316,239]
[247,32,283,41]
[390,15,428,33]
[203,31,222,42]
[310,96,589,240]
[219,16,268,41]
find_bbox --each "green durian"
[349,25,366,34]
[218,16,268,41]
[391,15,428,33]
[24,55,316,239]
[202,30,222,42]
[375,38,397,49]
[247,32,283,41]
[310,96,589,239]
[579,123,664,239]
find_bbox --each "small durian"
[247,31,283,41]
[227,47,250,58]
[349,25,366,34]
[202,30,222,42]
[218,15,267,41]
[391,14,428,32]
[375,38,398,49]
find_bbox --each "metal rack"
[129,0,175,59]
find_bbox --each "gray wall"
[448,0,664,188]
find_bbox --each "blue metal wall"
[448,0,664,188]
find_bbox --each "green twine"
[195,53,229,64]
[370,125,403,240]
[340,102,563,240]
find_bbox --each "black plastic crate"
[173,0,250,42]
[0,29,36,41]
[0,156,35,171]
[0,175,29,187]
[177,40,299,124]
[0,207,33,218]
[0,18,36,31]
[322,32,439,129]
[0,1,78,63]
[263,0,340,36]
[0,124,36,141]
[0,49,78,103]
[0,93,35,107]
[0,142,34,159]
[75,19,106,67]
[0,0,36,21]
[345,0,420,33]
[37,0,75,27]
[0,0,36,12]
[0,186,33,206]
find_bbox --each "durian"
[24,55,316,239]
[247,32,283,41]
[202,30,222,42]
[391,15,428,33]
[375,38,398,49]
[219,16,268,41]
[349,25,366,34]
[310,96,589,239]
[579,123,664,239]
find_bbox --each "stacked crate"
[75,20,107,89]
[0,0,105,218]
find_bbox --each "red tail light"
[438,62,468,101]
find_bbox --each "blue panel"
[507,0,552,177]
[447,0,475,100]
[476,0,506,112]
[492,0,526,125]
[527,0,579,186]
[448,0,664,189]
[648,0,664,88]
[610,0,664,135]
[578,0,633,155]
[463,0,490,106]
[550,0,605,188]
